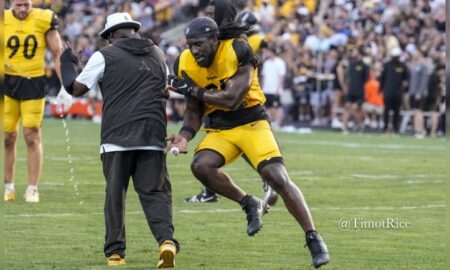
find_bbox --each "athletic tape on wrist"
[180,126,196,138]
[196,88,206,101]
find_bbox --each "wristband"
[180,126,196,139]
[196,88,206,101]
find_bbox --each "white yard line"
[4,204,445,218]
[404,180,445,185]
[282,139,444,151]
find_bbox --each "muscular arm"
[46,29,63,82]
[190,63,254,110]
[180,96,204,141]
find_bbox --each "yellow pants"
[4,96,45,132]
[196,120,282,170]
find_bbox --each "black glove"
[168,71,196,96]
[60,48,79,94]
[60,47,79,65]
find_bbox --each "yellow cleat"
[106,254,126,266]
[157,240,177,268]
[24,189,39,203]
[4,189,16,202]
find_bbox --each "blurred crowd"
[23,0,446,137]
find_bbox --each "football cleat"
[157,240,177,268]
[305,231,330,268]
[4,189,16,202]
[106,254,126,266]
[240,195,269,236]
[24,189,39,203]
[263,182,279,206]
[184,189,218,203]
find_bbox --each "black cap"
[185,17,219,39]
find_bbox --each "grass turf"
[3,119,447,269]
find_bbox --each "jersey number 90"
[7,34,38,59]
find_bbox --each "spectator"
[330,49,347,128]
[342,48,369,134]
[379,47,408,134]
[261,47,287,129]
[363,71,383,129]
[408,50,430,138]
[423,62,443,137]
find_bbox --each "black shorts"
[5,75,47,99]
[409,95,425,110]
[423,98,439,112]
[264,94,281,108]
[345,93,364,105]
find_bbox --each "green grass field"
[3,119,447,269]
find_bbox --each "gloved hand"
[167,75,193,95]
[167,71,196,96]
[55,86,73,113]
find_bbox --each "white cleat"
[24,189,40,203]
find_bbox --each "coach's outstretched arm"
[60,45,89,97]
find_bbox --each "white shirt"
[76,51,164,154]
[261,56,286,95]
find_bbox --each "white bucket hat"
[390,47,402,57]
[99,12,141,39]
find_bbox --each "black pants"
[101,150,174,258]
[383,96,402,132]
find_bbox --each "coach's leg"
[191,150,246,202]
[132,151,178,246]
[102,151,132,258]
[259,162,315,232]
[23,127,42,186]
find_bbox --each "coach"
[59,12,179,268]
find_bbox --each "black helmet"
[237,11,258,26]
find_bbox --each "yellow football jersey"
[177,38,266,116]
[4,8,57,77]
[247,33,265,54]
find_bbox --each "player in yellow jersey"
[237,11,267,56]
[184,0,280,206]
[167,17,330,268]
[4,0,63,203]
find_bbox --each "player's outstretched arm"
[165,96,203,155]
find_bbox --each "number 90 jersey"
[4,8,58,78]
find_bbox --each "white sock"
[27,185,38,192]
[5,183,15,190]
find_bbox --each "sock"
[5,183,15,190]
[27,185,38,192]
[204,188,216,196]
[306,230,318,237]
[239,194,252,207]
